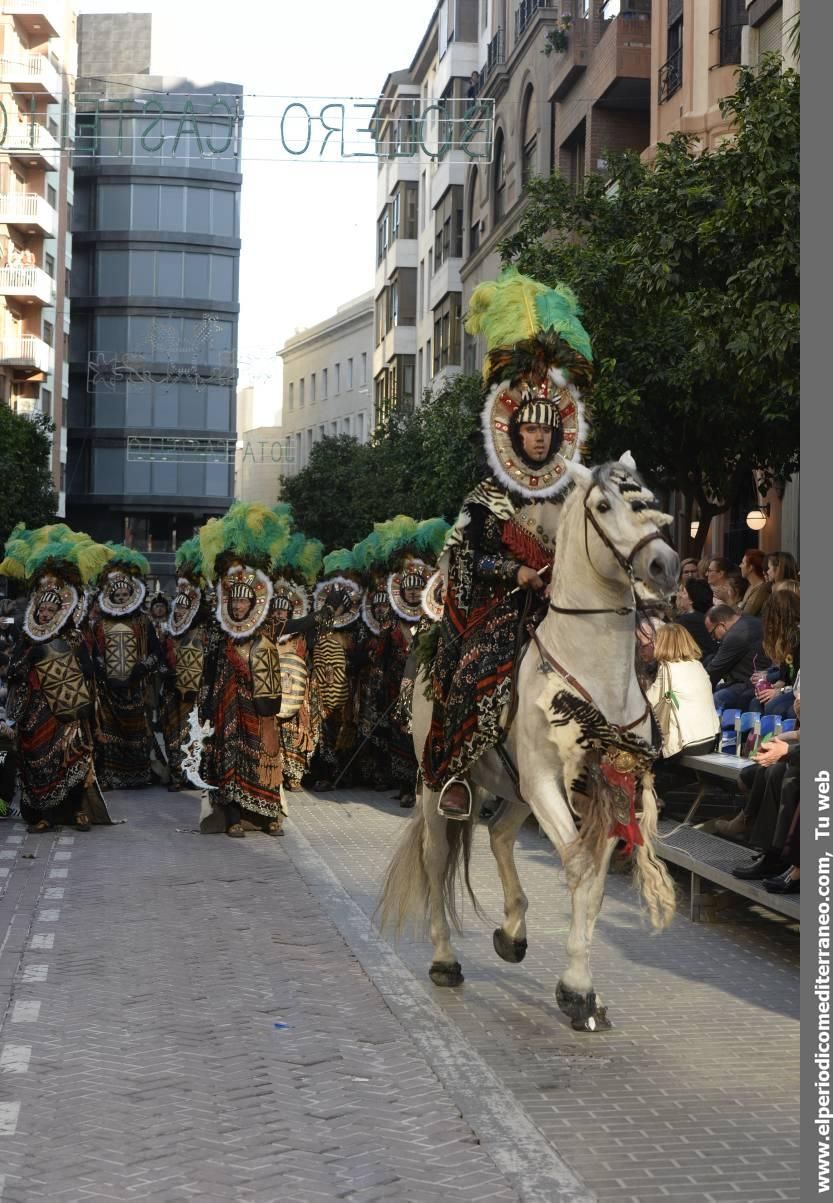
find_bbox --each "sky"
[75,0,438,423]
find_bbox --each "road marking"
[30,934,54,950]
[21,966,47,983]
[0,1045,31,1074]
[0,1103,20,1134]
[0,868,8,879]
[0,851,16,860]
[4,837,22,846]
[53,851,72,861]
[48,868,68,879]
[12,824,25,832]
[11,1001,40,1023]
[286,824,595,1203]
[57,836,74,846]
[44,888,64,900]
[37,909,60,922]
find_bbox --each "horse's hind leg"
[489,799,532,964]
[556,836,617,1032]
[423,786,464,988]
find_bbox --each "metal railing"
[515,0,554,39]
[484,27,505,78]
[2,122,60,153]
[0,192,55,230]
[0,266,54,301]
[0,53,61,95]
[0,334,52,370]
[658,44,682,103]
[715,22,745,66]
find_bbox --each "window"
[346,357,353,390]
[420,171,426,229]
[288,382,294,411]
[344,416,351,437]
[391,189,401,241]
[469,168,481,253]
[299,378,305,407]
[322,368,328,399]
[399,181,418,239]
[318,424,326,442]
[45,252,55,278]
[65,268,71,297]
[432,293,462,372]
[376,207,389,264]
[334,363,340,394]
[376,289,388,344]
[660,1,684,103]
[331,420,338,437]
[42,387,51,418]
[47,184,56,208]
[520,87,537,188]
[493,130,506,223]
[418,258,425,319]
[719,0,747,66]
[361,352,367,386]
[357,412,365,443]
[43,320,54,347]
[310,372,316,402]
[63,332,69,359]
[434,185,464,270]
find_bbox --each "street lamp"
[745,504,770,531]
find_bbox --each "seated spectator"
[706,556,736,602]
[753,589,799,718]
[738,548,770,616]
[635,615,663,687]
[766,550,799,587]
[697,557,711,581]
[727,737,799,882]
[765,802,799,894]
[674,577,718,657]
[647,625,719,763]
[679,557,700,582]
[714,570,748,608]
[703,603,769,711]
[773,578,800,596]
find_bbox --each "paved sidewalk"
[0,787,799,1203]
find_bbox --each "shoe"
[732,851,785,880]
[763,868,800,894]
[225,823,246,839]
[714,811,752,839]
[438,780,471,820]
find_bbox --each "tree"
[500,57,799,553]
[280,373,486,549]
[0,408,57,551]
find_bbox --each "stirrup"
[437,778,472,821]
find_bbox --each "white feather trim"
[215,568,273,640]
[98,576,146,617]
[480,378,585,501]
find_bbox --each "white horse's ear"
[618,450,637,471]
[566,460,592,485]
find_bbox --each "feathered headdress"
[198,502,292,584]
[273,530,324,586]
[102,543,150,579]
[0,523,113,587]
[175,535,204,584]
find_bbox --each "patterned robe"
[93,614,160,790]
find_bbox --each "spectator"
[754,589,799,718]
[635,615,662,687]
[703,603,769,711]
[714,570,748,608]
[20,247,35,267]
[679,557,699,581]
[729,738,799,882]
[773,578,800,596]
[706,557,735,600]
[738,548,771,616]
[697,557,711,581]
[766,550,799,586]
[466,70,481,101]
[765,801,799,894]
[647,625,719,763]
[674,577,718,657]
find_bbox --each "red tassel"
[501,520,552,573]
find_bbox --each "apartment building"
[65,12,242,586]
[0,0,76,514]
[277,290,374,482]
[463,0,652,367]
[373,0,481,421]
[743,0,799,67]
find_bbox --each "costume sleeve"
[468,505,521,586]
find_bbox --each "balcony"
[2,0,61,39]
[0,54,61,102]
[0,265,55,304]
[658,45,683,104]
[3,121,60,169]
[550,18,590,100]
[0,192,55,235]
[0,334,53,372]
[515,0,555,41]
[481,27,505,89]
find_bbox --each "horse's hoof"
[429,961,464,988]
[556,981,613,1032]
[492,928,528,964]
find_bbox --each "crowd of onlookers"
[641,549,800,897]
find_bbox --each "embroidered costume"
[160,538,210,791]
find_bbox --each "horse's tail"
[376,794,483,937]
[632,772,676,930]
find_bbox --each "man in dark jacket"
[704,604,769,711]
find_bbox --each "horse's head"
[565,452,679,598]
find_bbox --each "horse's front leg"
[422,786,464,988]
[489,798,532,964]
[523,765,615,1032]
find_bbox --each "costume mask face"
[230,594,255,621]
[35,597,60,624]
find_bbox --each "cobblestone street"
[0,787,799,1203]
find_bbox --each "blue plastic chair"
[758,714,782,740]
[719,709,741,755]
[781,718,797,734]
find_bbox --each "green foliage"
[280,373,485,551]
[0,409,57,553]
[500,57,799,550]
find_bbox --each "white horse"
[379,454,680,1031]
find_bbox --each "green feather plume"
[414,517,450,560]
[322,548,354,577]
[104,543,150,577]
[175,536,204,581]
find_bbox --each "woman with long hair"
[647,624,719,764]
[755,589,800,718]
[766,550,799,585]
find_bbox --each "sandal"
[74,814,92,832]
[26,819,51,834]
[265,821,284,838]
[226,823,246,838]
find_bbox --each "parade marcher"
[160,537,211,791]
[92,545,162,790]
[422,267,593,818]
[307,549,364,790]
[352,530,396,791]
[197,503,349,837]
[0,525,113,832]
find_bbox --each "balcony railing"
[658,45,682,103]
[483,27,505,81]
[2,122,60,167]
[515,0,554,40]
[2,0,61,37]
[0,265,54,304]
[0,334,52,371]
[0,53,61,99]
[715,22,746,67]
[600,0,652,20]
[0,192,55,234]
